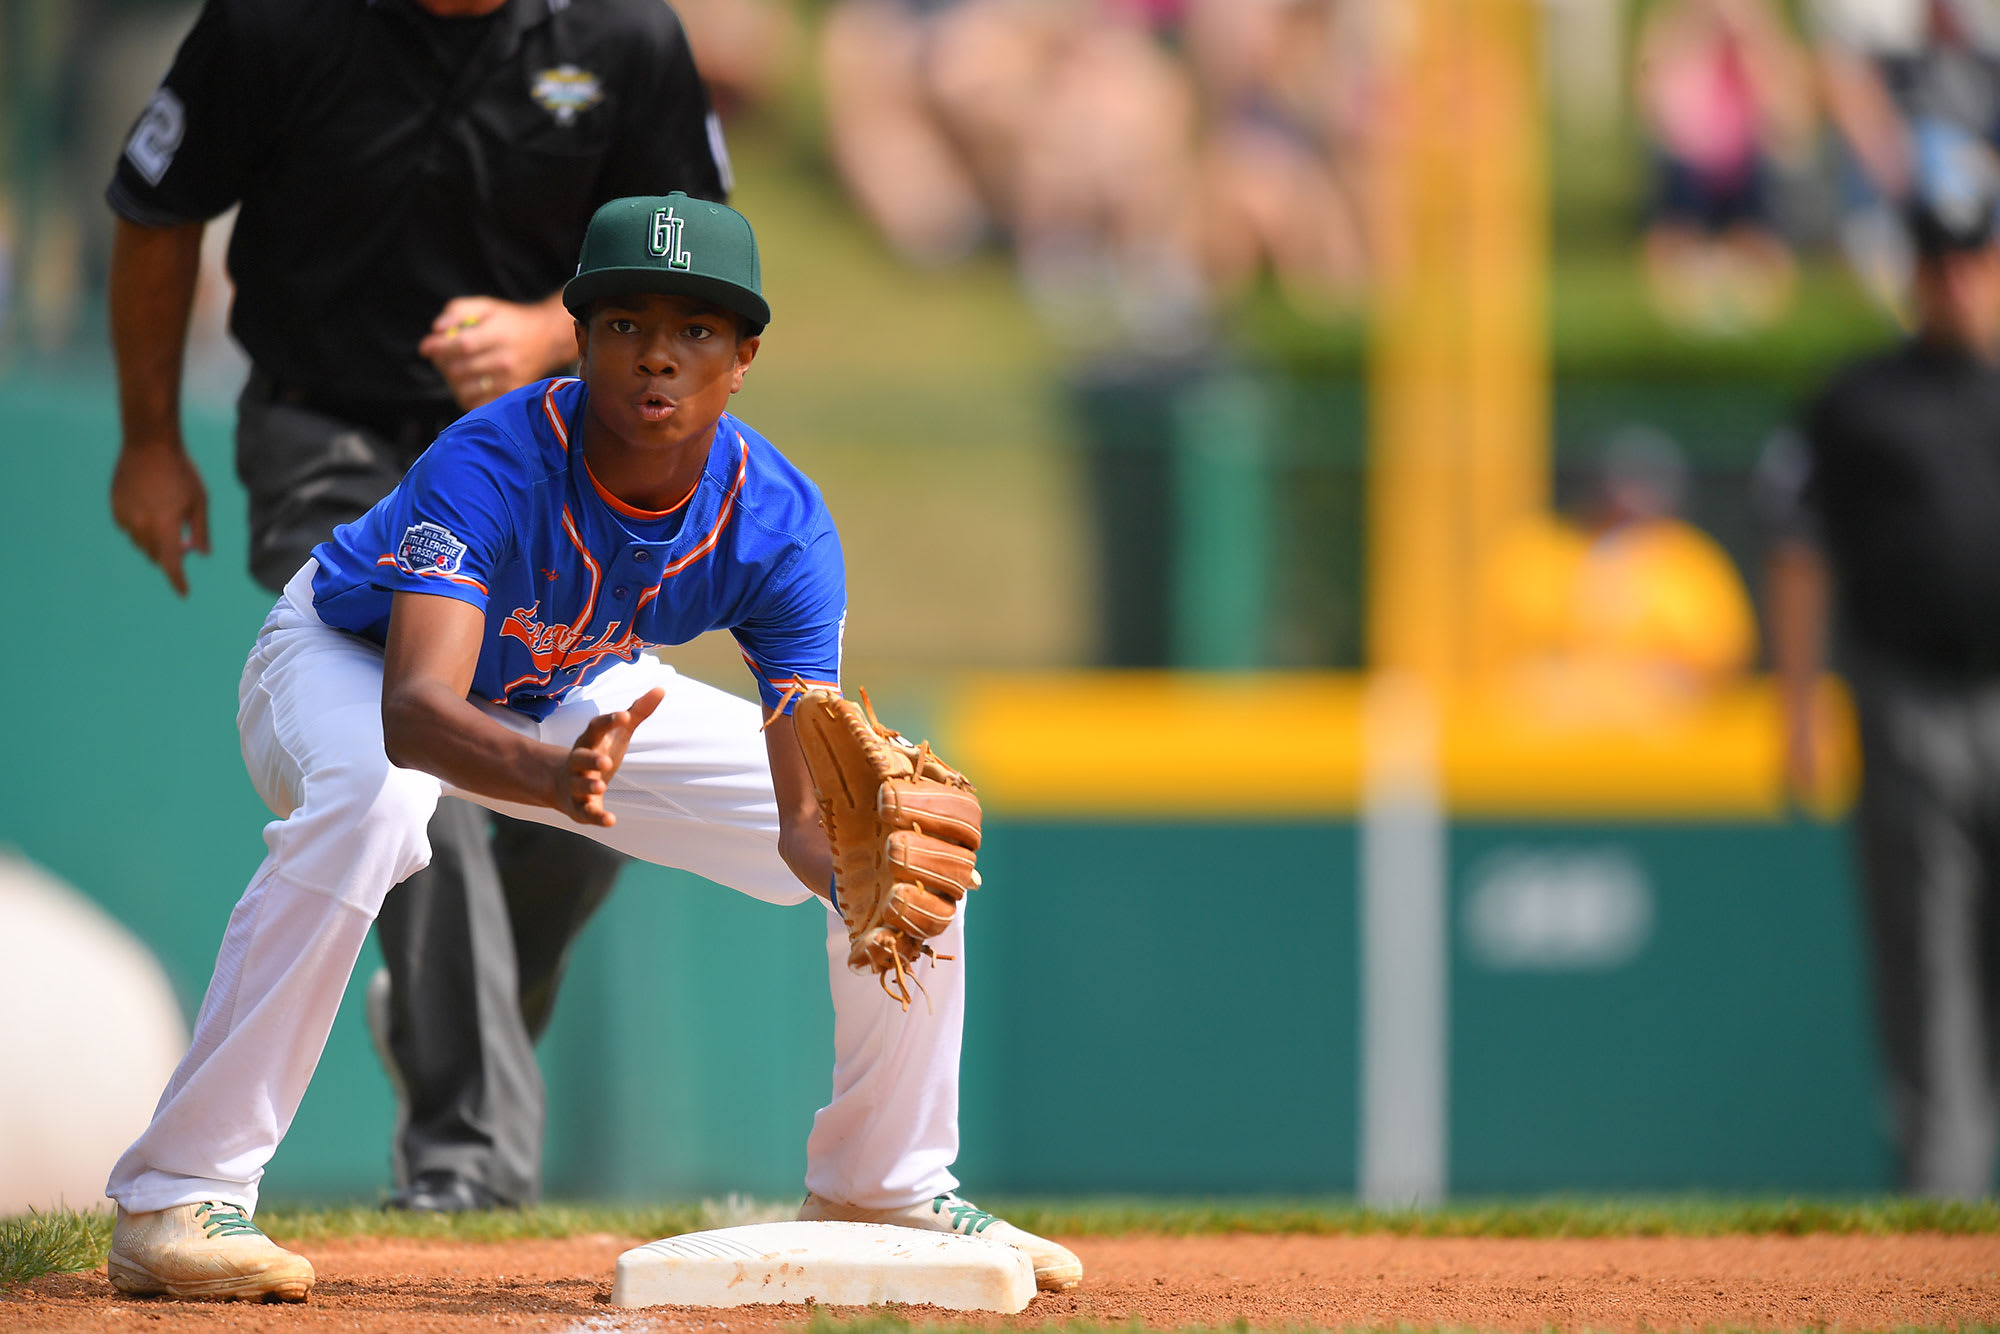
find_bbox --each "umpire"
[107,0,729,1211]
[1768,145,2000,1198]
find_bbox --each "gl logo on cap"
[649,207,692,271]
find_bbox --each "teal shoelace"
[932,1195,995,1235]
[193,1203,263,1239]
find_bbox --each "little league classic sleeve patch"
[531,66,604,126]
[396,521,469,577]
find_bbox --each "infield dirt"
[5,1232,1997,1332]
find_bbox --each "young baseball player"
[103,194,1081,1302]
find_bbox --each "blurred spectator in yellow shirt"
[1482,428,1759,717]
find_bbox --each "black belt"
[249,368,463,452]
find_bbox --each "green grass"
[0,1206,113,1288]
[250,1199,714,1243]
[980,1195,2000,1238]
[3,1203,1994,1334]
[5,1195,1995,1290]
[243,1193,2000,1242]
[1236,250,1899,388]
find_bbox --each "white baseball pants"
[107,563,964,1215]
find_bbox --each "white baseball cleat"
[798,1191,1082,1291]
[106,1201,315,1301]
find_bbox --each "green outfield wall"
[0,372,1892,1201]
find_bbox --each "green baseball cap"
[562,193,771,332]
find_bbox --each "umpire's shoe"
[106,1202,315,1301]
[799,1191,1082,1291]
[385,1169,505,1213]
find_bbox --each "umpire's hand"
[420,294,579,411]
[112,433,210,598]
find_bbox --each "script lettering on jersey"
[500,601,648,678]
[650,208,693,271]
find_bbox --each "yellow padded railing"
[938,673,1858,820]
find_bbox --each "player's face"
[576,293,759,452]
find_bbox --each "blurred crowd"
[7,0,2000,691]
[812,0,2000,342]
[16,1,2000,356]
[1636,0,2000,335]
[822,0,1373,356]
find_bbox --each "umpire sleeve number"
[126,89,187,187]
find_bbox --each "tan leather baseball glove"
[791,687,981,1007]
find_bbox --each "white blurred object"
[612,1221,1035,1312]
[1464,847,1656,971]
[0,851,187,1214]
[1359,673,1447,1207]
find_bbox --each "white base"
[610,1220,1037,1312]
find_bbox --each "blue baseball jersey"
[309,377,845,719]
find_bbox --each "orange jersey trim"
[541,377,580,451]
[740,648,840,696]
[659,437,750,578]
[582,453,696,522]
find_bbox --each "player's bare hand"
[420,296,574,411]
[112,439,210,598]
[555,687,664,826]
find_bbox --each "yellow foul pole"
[1367,0,1548,682]
[1360,2,1548,1205]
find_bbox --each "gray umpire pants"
[237,371,626,1205]
[1851,650,2000,1199]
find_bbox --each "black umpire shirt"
[1802,339,2000,677]
[108,0,728,408]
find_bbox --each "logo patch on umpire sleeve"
[396,521,469,576]
[530,66,604,126]
[125,88,186,186]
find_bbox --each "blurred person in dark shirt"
[1766,131,2000,1197]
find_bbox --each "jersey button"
[634,550,652,562]
[613,585,630,599]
